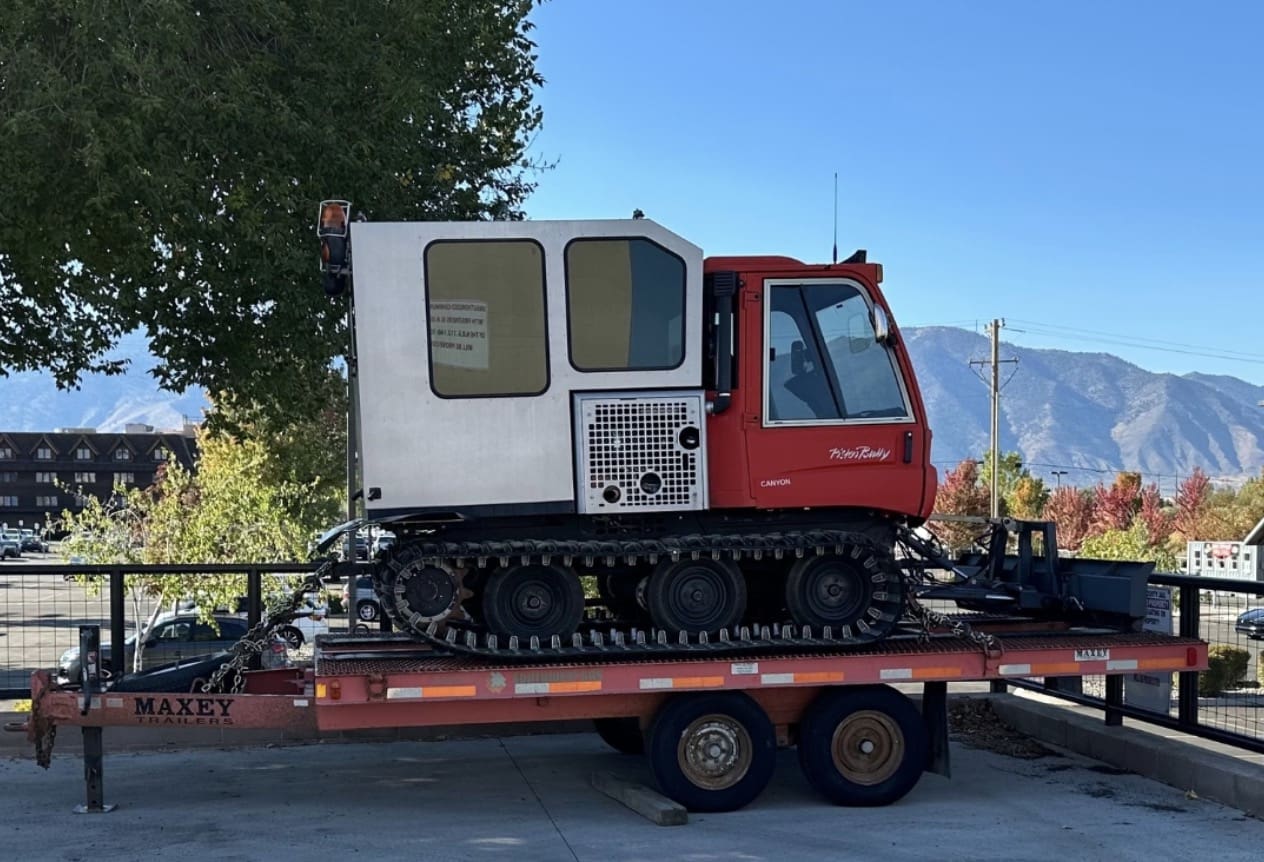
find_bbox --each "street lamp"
[1051,470,1068,488]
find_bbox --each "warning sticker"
[430,300,489,369]
[731,662,759,676]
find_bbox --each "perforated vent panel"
[574,391,708,514]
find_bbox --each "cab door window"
[764,281,911,424]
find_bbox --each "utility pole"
[969,319,1018,518]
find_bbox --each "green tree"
[57,426,328,670]
[1079,519,1179,573]
[979,451,1025,511]
[0,0,547,424]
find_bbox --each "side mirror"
[791,340,807,375]
[872,305,891,344]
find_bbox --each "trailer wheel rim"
[677,714,752,790]
[830,709,903,786]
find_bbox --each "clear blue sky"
[524,1,1264,383]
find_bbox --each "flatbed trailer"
[22,627,1207,815]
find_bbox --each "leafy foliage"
[0,0,547,424]
[56,426,329,668]
[929,460,990,551]
[1079,519,1179,573]
[1043,486,1094,551]
[1091,472,1142,533]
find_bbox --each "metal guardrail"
[4,563,1264,758]
[0,560,337,699]
[1005,572,1264,755]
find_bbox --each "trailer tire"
[593,717,644,755]
[796,686,927,806]
[647,692,776,812]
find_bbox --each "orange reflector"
[1187,647,1198,667]
[329,680,342,701]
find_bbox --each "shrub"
[1199,645,1250,696]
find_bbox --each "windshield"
[767,282,911,422]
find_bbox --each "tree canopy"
[0,0,546,421]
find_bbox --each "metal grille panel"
[573,390,707,513]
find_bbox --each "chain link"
[200,563,333,694]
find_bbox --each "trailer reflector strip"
[514,681,602,695]
[880,668,913,680]
[639,676,725,690]
[761,671,845,685]
[1139,657,1181,670]
[1106,659,1138,671]
[1000,662,1083,676]
[386,685,477,700]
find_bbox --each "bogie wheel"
[647,692,776,812]
[784,550,903,638]
[482,563,584,641]
[278,626,304,649]
[593,717,645,755]
[796,685,928,806]
[597,568,649,622]
[647,559,746,635]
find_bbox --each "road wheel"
[647,692,776,812]
[482,564,584,641]
[647,559,746,635]
[796,686,927,806]
[784,550,903,638]
[357,600,380,622]
[277,626,304,649]
[593,717,645,755]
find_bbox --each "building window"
[424,239,549,398]
[36,495,58,508]
[73,471,97,483]
[154,446,169,462]
[566,237,687,371]
[117,472,136,485]
[35,471,56,484]
[0,496,17,508]
[0,445,12,459]
[36,446,53,460]
[0,471,15,483]
[76,446,92,460]
[115,448,132,462]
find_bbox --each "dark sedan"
[1235,607,1264,640]
[57,611,249,684]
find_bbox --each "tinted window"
[566,238,686,371]
[425,240,548,397]
[765,282,910,423]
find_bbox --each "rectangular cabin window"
[566,238,686,371]
[424,239,548,398]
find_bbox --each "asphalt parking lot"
[1,729,1261,862]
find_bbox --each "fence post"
[1177,582,1199,728]
[247,568,262,629]
[109,568,126,681]
[1104,674,1124,726]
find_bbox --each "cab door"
[744,276,925,515]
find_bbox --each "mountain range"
[3,327,1263,492]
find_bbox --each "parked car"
[342,575,380,624]
[0,534,21,559]
[57,611,250,685]
[19,529,48,553]
[372,531,397,557]
[1235,608,1264,640]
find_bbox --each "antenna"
[831,172,838,264]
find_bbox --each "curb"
[990,691,1264,819]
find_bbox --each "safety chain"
[32,681,57,769]
[200,562,334,694]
